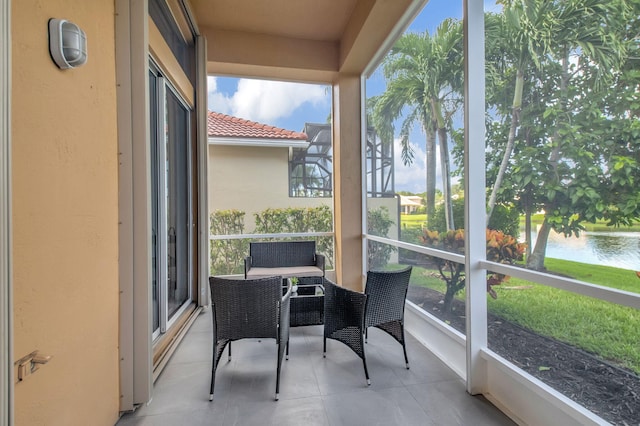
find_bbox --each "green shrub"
[209,210,247,275]
[429,198,520,237]
[367,206,396,269]
[428,198,465,232]
[398,226,424,264]
[254,206,334,268]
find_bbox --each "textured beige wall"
[12,1,120,424]
[208,144,331,232]
[332,76,364,291]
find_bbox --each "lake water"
[522,229,640,271]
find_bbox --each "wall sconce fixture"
[48,18,87,69]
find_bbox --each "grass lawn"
[401,213,427,229]
[523,214,640,232]
[401,212,640,232]
[408,259,640,374]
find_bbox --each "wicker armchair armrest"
[279,281,292,346]
[323,280,370,385]
[323,281,367,351]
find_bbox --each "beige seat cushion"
[246,266,323,279]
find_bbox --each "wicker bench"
[244,241,325,280]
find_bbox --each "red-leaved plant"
[420,229,526,313]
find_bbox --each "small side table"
[287,276,324,326]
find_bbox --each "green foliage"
[489,203,521,237]
[209,210,247,275]
[254,206,334,267]
[429,198,520,237]
[398,226,424,265]
[367,206,397,269]
[429,198,465,231]
[210,206,334,274]
[482,0,640,269]
[420,229,526,312]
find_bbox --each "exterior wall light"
[48,18,87,69]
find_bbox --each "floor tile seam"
[129,404,211,420]
[318,396,341,426]
[283,347,324,357]
[317,384,372,397]
[394,381,433,420]
[156,359,212,372]
[388,363,462,386]
[404,378,465,393]
[161,358,212,368]
[307,349,325,399]
[369,382,411,394]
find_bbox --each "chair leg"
[275,342,282,401]
[362,356,370,386]
[401,327,409,369]
[228,341,232,361]
[210,355,217,401]
[365,327,368,343]
[285,340,289,360]
[323,337,326,358]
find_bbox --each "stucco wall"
[208,144,331,232]
[12,1,120,424]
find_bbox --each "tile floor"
[117,309,516,425]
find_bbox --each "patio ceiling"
[190,0,422,82]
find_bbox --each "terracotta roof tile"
[207,111,307,140]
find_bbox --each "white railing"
[209,231,333,241]
[482,260,640,310]
[374,233,636,425]
[365,233,640,308]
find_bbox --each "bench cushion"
[246,266,324,279]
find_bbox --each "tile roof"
[207,111,307,141]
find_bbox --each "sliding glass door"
[149,60,193,338]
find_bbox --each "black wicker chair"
[323,280,370,384]
[364,266,412,369]
[323,266,412,385]
[208,276,291,401]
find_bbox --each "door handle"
[15,350,52,382]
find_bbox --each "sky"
[207,0,500,193]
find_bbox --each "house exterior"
[400,195,423,215]
[1,1,635,425]
[207,111,331,232]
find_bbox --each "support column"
[116,0,152,411]
[196,35,209,307]
[464,0,488,395]
[0,0,11,423]
[332,75,364,291]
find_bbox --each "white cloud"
[392,137,459,193]
[207,76,328,123]
[207,76,233,115]
[393,138,427,193]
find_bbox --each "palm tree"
[485,1,554,223]
[371,19,463,230]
